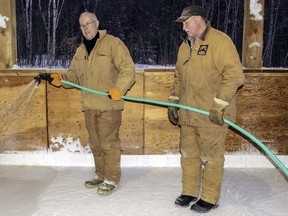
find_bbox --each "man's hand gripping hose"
[34,72,62,87]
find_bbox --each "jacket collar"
[98,30,107,40]
[199,21,211,41]
[82,30,108,55]
[184,21,211,44]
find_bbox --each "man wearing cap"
[168,5,245,213]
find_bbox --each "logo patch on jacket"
[197,45,208,56]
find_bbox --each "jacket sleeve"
[171,44,184,98]
[172,64,181,98]
[214,36,245,102]
[61,50,81,89]
[112,39,135,94]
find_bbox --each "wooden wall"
[0,72,46,152]
[226,71,288,155]
[0,69,287,155]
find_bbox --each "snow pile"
[50,134,91,153]
[249,0,263,21]
[0,14,9,29]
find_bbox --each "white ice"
[0,166,287,216]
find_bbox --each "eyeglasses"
[80,20,97,29]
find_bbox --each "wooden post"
[242,0,264,68]
[0,0,17,69]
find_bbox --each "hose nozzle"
[34,72,53,85]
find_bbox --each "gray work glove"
[167,96,179,126]
[209,97,229,126]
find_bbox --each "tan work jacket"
[172,23,245,127]
[62,30,135,111]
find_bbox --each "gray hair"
[79,12,97,21]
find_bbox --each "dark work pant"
[84,109,122,184]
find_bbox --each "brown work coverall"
[172,23,245,204]
[62,30,135,184]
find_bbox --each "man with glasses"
[168,5,245,213]
[48,12,135,195]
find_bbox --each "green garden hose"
[61,80,288,177]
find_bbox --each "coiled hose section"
[61,80,288,177]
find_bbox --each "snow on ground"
[0,166,287,216]
[10,63,175,70]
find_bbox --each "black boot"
[190,199,218,213]
[175,195,197,207]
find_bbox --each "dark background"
[16,0,288,68]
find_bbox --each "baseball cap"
[175,5,207,23]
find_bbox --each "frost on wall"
[249,0,263,21]
[50,134,91,153]
[249,42,261,48]
[0,14,9,29]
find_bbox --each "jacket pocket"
[74,56,86,82]
[95,51,111,72]
[94,51,113,90]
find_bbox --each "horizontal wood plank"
[0,69,287,155]
[144,72,180,154]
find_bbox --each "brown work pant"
[180,125,228,204]
[84,109,122,184]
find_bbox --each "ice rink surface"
[0,166,287,216]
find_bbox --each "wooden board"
[226,74,288,154]
[47,73,144,154]
[47,85,88,152]
[120,73,144,154]
[0,75,46,152]
[144,72,180,154]
[0,69,287,155]
[143,70,288,155]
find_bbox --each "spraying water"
[0,80,39,150]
